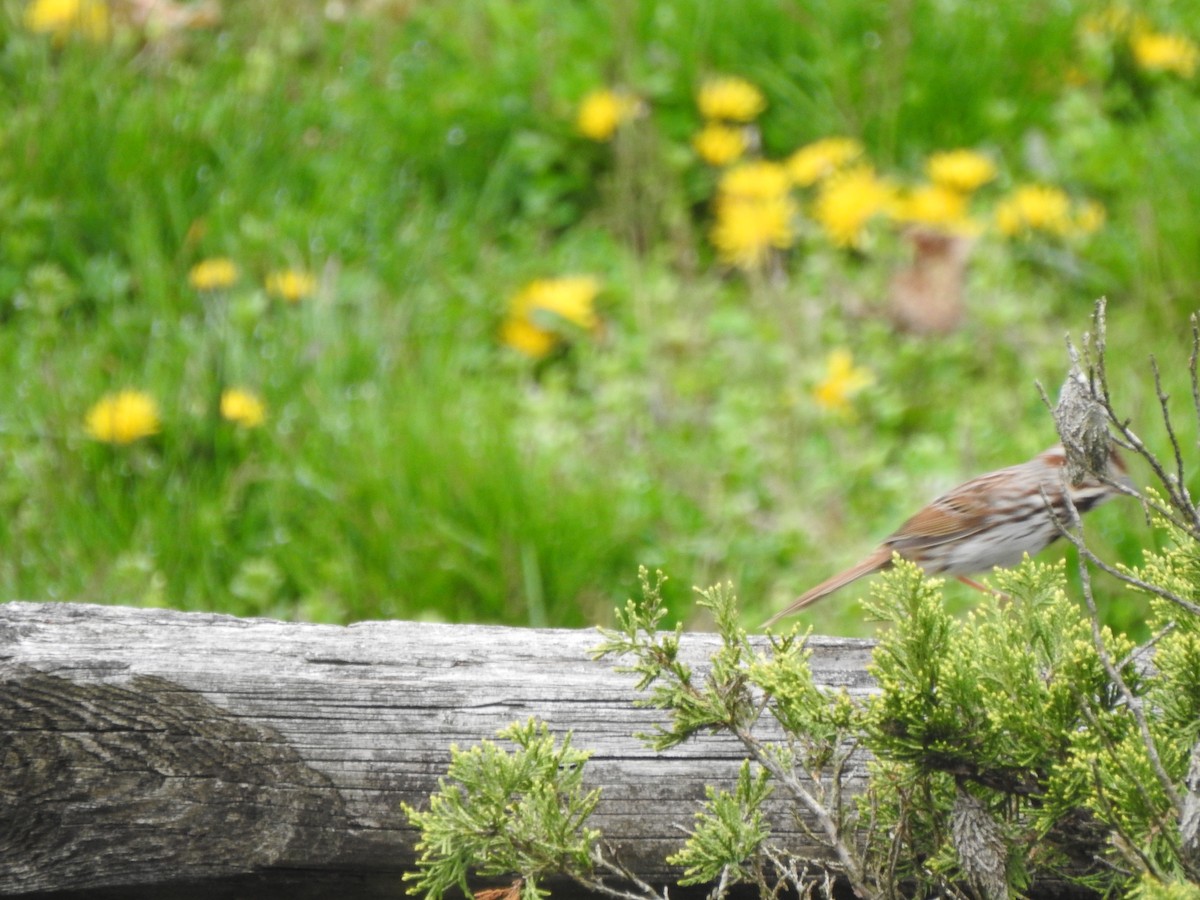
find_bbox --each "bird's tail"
[762,547,892,629]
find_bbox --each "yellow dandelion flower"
[785,137,863,187]
[188,258,239,291]
[925,149,997,194]
[692,123,748,167]
[995,185,1073,237]
[501,276,601,359]
[812,165,896,249]
[500,317,558,359]
[520,276,601,330]
[25,0,109,42]
[697,76,766,122]
[813,350,874,416]
[220,388,266,428]
[265,269,317,303]
[718,160,791,201]
[1131,31,1199,78]
[894,183,975,232]
[709,161,796,269]
[85,390,161,445]
[576,88,640,142]
[710,194,797,270]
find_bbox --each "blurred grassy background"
[2,0,1199,637]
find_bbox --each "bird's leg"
[955,575,990,592]
[955,575,1011,606]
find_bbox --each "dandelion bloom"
[710,161,796,270]
[925,149,997,194]
[220,388,266,428]
[894,184,974,233]
[500,317,558,359]
[812,165,896,249]
[718,161,791,201]
[188,258,239,291]
[501,276,601,359]
[710,195,797,270]
[813,350,874,416]
[25,0,109,42]
[85,390,160,445]
[576,89,639,142]
[692,123,748,167]
[785,137,863,187]
[697,76,766,122]
[1131,31,1199,77]
[265,269,317,303]
[995,185,1074,237]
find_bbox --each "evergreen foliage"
[403,314,1200,898]
[406,541,1200,899]
[401,720,601,900]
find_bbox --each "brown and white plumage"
[763,445,1130,628]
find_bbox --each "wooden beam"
[1,601,876,898]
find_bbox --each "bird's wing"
[883,479,997,553]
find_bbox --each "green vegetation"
[401,719,601,900]
[405,537,1200,898]
[3,0,1199,632]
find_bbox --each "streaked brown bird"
[764,444,1130,628]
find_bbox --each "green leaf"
[668,760,772,886]
[401,718,601,900]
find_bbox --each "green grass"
[2,0,1199,637]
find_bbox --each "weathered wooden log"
[1,601,875,898]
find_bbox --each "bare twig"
[763,840,829,900]
[1077,736,1167,876]
[1051,513,1200,617]
[1150,356,1189,498]
[1180,741,1200,875]
[583,843,670,900]
[1060,299,1200,538]
[1117,621,1178,673]
[1190,315,1200,435]
[1080,303,1200,532]
[709,864,732,900]
[1058,486,1183,814]
[731,726,877,900]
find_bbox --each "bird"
[763,444,1131,628]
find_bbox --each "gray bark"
[1181,739,1200,868]
[0,601,875,898]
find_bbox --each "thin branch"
[1077,300,1200,529]
[830,740,859,840]
[1190,314,1200,436]
[1117,621,1177,673]
[1150,356,1189,499]
[1046,367,1200,539]
[1054,518,1200,618]
[1095,373,1200,535]
[583,843,670,900]
[1035,375,1196,540]
[1085,300,1115,416]
[1079,748,1165,877]
[1119,419,1198,533]
[1058,486,1183,813]
[715,864,736,900]
[732,726,876,900]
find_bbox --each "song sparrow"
[763,444,1131,627]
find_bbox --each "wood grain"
[0,601,876,898]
